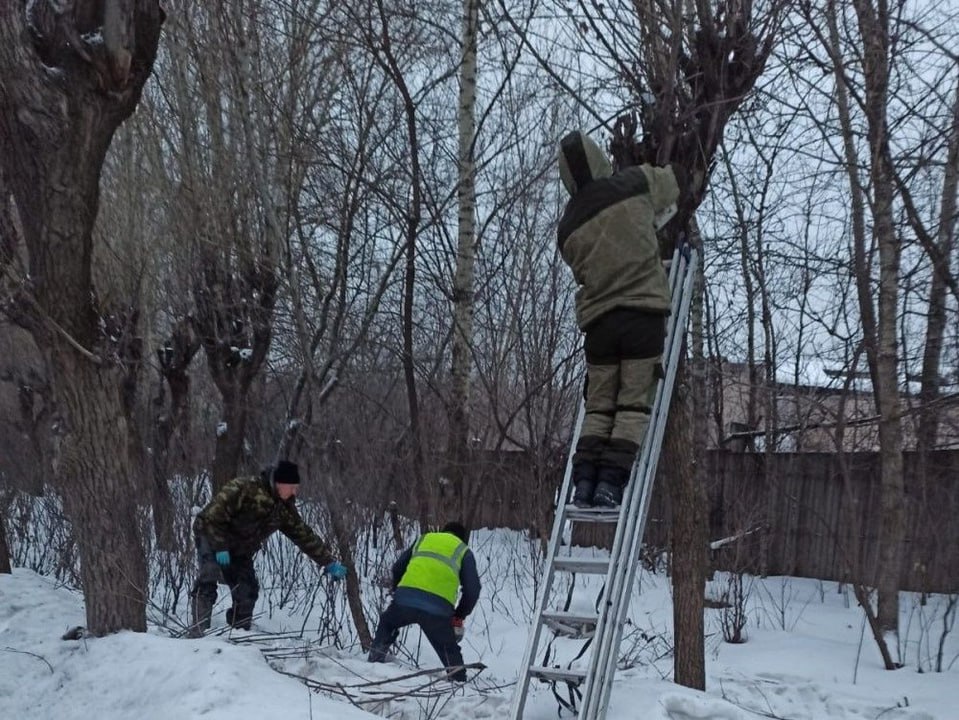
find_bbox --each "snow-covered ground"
[2,528,957,719]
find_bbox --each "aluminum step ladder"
[509,244,699,719]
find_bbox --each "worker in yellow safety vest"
[368,521,481,682]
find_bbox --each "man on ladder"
[509,131,698,719]
[557,130,691,509]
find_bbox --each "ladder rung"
[510,249,697,720]
[529,666,587,685]
[565,506,620,523]
[541,610,598,638]
[553,557,610,574]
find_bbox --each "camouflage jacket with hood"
[557,131,680,330]
[194,474,333,564]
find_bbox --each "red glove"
[451,616,465,641]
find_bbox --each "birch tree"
[448,0,480,522]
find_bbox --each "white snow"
[2,527,958,720]
[216,421,228,436]
[0,570,377,720]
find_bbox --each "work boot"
[571,460,597,508]
[593,466,628,508]
[187,593,213,638]
[447,668,468,683]
[227,605,253,631]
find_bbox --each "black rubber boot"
[227,605,253,631]
[187,593,213,638]
[571,461,598,508]
[593,466,629,508]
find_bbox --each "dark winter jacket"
[557,131,679,330]
[391,541,481,619]
[194,475,333,564]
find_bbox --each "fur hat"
[274,460,300,485]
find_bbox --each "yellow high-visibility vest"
[397,532,467,605]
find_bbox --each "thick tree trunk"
[211,393,249,492]
[665,371,707,690]
[152,319,199,551]
[916,78,959,450]
[667,233,708,690]
[0,1,164,634]
[54,355,149,632]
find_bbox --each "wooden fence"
[696,450,959,592]
[439,449,959,594]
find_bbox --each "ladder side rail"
[510,248,686,720]
[591,249,699,719]
[574,423,639,708]
[580,248,689,716]
[508,401,586,720]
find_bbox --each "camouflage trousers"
[189,532,259,634]
[574,308,665,474]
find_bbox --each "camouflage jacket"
[194,475,333,565]
[557,131,679,330]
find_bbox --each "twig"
[874,698,909,719]
[1,646,54,673]
[338,662,487,689]
[853,610,867,684]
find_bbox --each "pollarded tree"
[564,0,786,689]
[0,1,164,633]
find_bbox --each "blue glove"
[215,550,231,567]
[324,561,347,581]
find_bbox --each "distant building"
[708,360,959,453]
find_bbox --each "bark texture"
[449,0,479,524]
[0,1,164,634]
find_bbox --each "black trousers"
[191,532,260,628]
[368,602,466,681]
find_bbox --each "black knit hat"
[274,460,300,485]
[442,521,469,543]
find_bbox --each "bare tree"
[607,1,784,688]
[0,1,164,634]
[448,0,480,522]
[798,0,912,665]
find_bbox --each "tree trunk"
[371,4,429,530]
[331,517,372,650]
[211,393,249,492]
[449,0,480,523]
[0,1,164,634]
[152,318,200,551]
[665,368,707,690]
[667,227,708,690]
[0,506,11,574]
[915,76,959,454]
[851,0,904,653]
[403,237,429,530]
[57,356,148,632]
[818,0,903,666]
